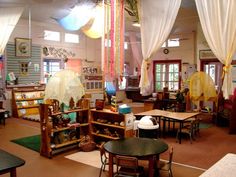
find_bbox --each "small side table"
[0,149,25,177]
[0,109,6,126]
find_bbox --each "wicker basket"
[79,136,96,152]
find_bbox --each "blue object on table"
[118,105,131,114]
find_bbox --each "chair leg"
[99,165,103,177]
[169,169,173,177]
[175,131,179,142]
[99,163,105,177]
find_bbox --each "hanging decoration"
[82,3,110,38]
[102,0,124,82]
[56,2,95,31]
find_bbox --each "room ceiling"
[0,0,199,35]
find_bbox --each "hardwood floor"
[0,117,205,177]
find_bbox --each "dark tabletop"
[104,137,168,157]
[0,149,25,172]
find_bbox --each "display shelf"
[91,121,125,129]
[90,109,134,145]
[39,101,90,158]
[91,132,120,140]
[52,139,81,149]
[12,88,44,118]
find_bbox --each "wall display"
[42,46,75,59]
[20,62,29,76]
[15,38,32,57]
[82,67,99,74]
[199,50,216,59]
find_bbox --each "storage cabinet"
[90,109,134,145]
[39,102,90,158]
[12,88,44,119]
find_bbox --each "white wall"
[9,19,101,63]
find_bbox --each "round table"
[104,137,168,177]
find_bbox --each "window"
[118,63,129,90]
[168,38,180,47]
[154,60,181,92]
[43,59,62,83]
[65,33,79,43]
[200,59,223,92]
[105,39,128,50]
[44,30,60,41]
[161,38,180,48]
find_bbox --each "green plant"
[176,90,184,103]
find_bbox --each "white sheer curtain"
[128,32,142,74]
[195,0,236,98]
[138,0,181,95]
[0,7,24,55]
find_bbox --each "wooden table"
[199,153,236,177]
[104,137,168,177]
[0,149,25,177]
[135,109,199,143]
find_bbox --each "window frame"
[43,59,63,83]
[153,60,181,92]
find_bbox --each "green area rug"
[199,123,213,129]
[11,134,41,152]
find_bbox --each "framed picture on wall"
[15,38,32,57]
[199,49,216,59]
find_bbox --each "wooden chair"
[115,155,144,177]
[158,147,174,177]
[98,143,109,177]
[176,120,195,143]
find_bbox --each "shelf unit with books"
[12,88,45,119]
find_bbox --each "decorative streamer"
[115,0,120,76]
[110,0,115,78]
[119,0,125,77]
[102,0,124,82]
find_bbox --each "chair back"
[116,155,138,171]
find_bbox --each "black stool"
[0,109,6,126]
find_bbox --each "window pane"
[162,64,166,72]
[168,38,180,47]
[124,42,128,50]
[173,82,179,90]
[174,73,179,81]
[156,64,161,72]
[173,64,179,72]
[156,73,161,80]
[169,64,173,72]
[43,59,62,83]
[44,30,60,41]
[169,73,174,81]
